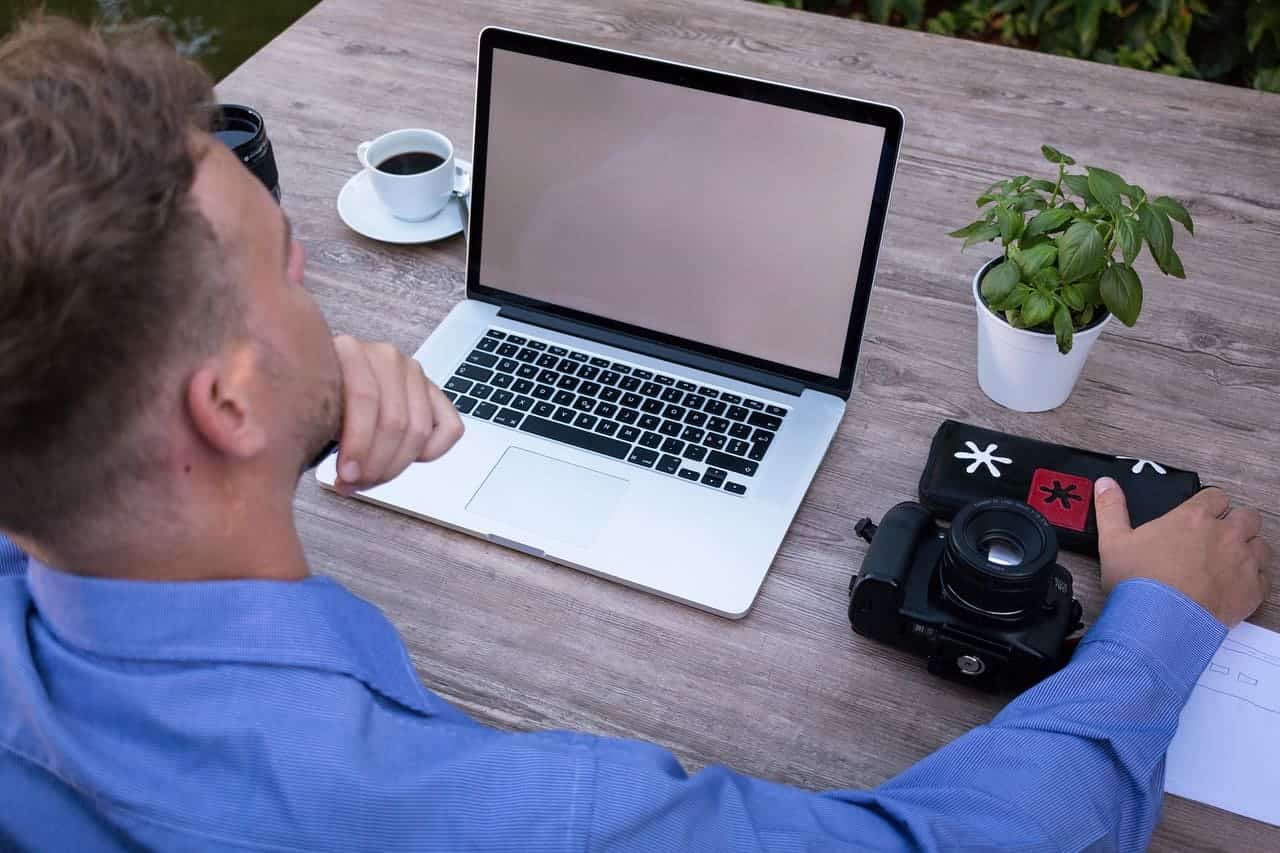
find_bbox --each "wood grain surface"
[217,1,1280,848]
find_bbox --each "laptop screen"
[477,47,890,380]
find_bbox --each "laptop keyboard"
[440,328,789,497]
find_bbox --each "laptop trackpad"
[466,447,629,548]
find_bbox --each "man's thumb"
[1094,477,1132,538]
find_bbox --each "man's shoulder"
[0,536,28,577]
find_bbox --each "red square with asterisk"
[1028,469,1093,531]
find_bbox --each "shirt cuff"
[1081,578,1227,702]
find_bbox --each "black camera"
[849,498,1083,690]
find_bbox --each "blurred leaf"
[1247,4,1280,52]
[1100,263,1143,326]
[1256,67,1280,93]
[1152,195,1195,234]
[996,205,1024,244]
[1062,173,1096,206]
[1029,179,1058,193]
[1076,0,1105,55]
[948,219,991,239]
[1063,282,1087,311]
[1139,204,1183,277]
[1041,144,1076,165]
[1022,291,1055,327]
[1116,216,1141,265]
[981,259,1021,304]
[1058,221,1107,282]
[1054,304,1074,353]
[1087,166,1129,209]
[1077,272,1102,306]
[1024,208,1075,240]
[1017,243,1059,277]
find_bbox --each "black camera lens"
[940,498,1057,621]
[214,104,280,201]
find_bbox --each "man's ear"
[185,346,268,459]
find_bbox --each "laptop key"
[729,423,752,439]
[727,405,749,421]
[619,376,641,391]
[454,395,478,414]
[660,387,682,403]
[484,329,506,340]
[701,468,726,488]
[455,364,494,383]
[707,417,731,433]
[506,335,527,345]
[639,431,662,449]
[595,420,620,437]
[704,400,727,416]
[537,369,558,384]
[618,425,641,443]
[574,413,597,430]
[632,368,653,380]
[682,444,707,462]
[685,410,708,427]
[598,371,620,386]
[641,399,663,414]
[678,468,700,481]
[698,386,719,398]
[577,365,600,381]
[595,402,618,419]
[655,375,674,386]
[748,443,768,462]
[620,392,642,408]
[527,340,547,351]
[720,393,742,404]
[569,351,589,362]
[557,375,580,391]
[512,396,535,412]
[445,376,473,393]
[476,337,499,352]
[663,404,686,420]
[533,401,555,417]
[497,358,519,373]
[532,384,554,400]
[727,439,751,456]
[638,414,661,431]
[617,408,639,425]
[657,454,681,474]
[628,447,659,468]
[661,437,685,455]
[724,481,747,495]
[766,405,788,417]
[548,345,568,356]
[517,364,539,379]
[552,407,576,423]
[590,356,611,368]
[473,402,498,421]
[537,354,559,368]
[443,390,457,402]
[513,379,534,394]
[747,412,783,431]
[744,399,764,411]
[705,433,727,450]
[599,387,622,403]
[640,382,662,397]
[682,394,705,410]
[681,426,705,443]
[611,363,632,374]
[493,408,523,428]
[492,374,514,389]
[558,359,579,375]
[573,397,596,412]
[658,420,683,437]
[515,348,538,363]
[497,343,520,357]
[676,380,696,391]
[579,381,602,397]
[471,384,494,400]
[491,390,514,406]
[708,450,757,477]
[752,429,775,446]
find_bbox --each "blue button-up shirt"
[0,537,1224,851]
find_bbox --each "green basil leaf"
[962,223,1001,251]
[1062,173,1095,206]
[1086,166,1128,210]
[1032,266,1061,289]
[1124,184,1146,205]
[1006,284,1033,309]
[1139,204,1176,275]
[1062,282,1086,311]
[996,205,1023,245]
[1022,292,1054,328]
[1162,243,1186,278]
[1080,304,1095,326]
[1029,179,1057,193]
[1076,273,1102,306]
[1023,208,1075,240]
[1017,243,1058,277]
[948,219,991,239]
[1100,264,1143,326]
[1053,304,1074,354]
[980,260,1021,305]
[1116,216,1141,266]
[1057,221,1106,283]
[1152,195,1194,234]
[1005,309,1024,328]
[976,193,1000,207]
[1041,144,1075,165]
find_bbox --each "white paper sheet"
[1165,620,1280,826]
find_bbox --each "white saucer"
[337,158,470,244]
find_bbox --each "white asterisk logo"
[1117,456,1167,475]
[954,441,1013,478]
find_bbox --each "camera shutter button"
[956,655,986,676]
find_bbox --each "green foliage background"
[760,0,1280,93]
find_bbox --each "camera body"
[849,498,1082,690]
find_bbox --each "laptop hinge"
[496,305,807,397]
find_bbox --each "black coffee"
[376,151,445,175]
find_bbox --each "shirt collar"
[26,558,444,717]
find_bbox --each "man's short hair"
[0,16,237,541]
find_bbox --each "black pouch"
[918,420,1201,555]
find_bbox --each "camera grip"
[849,502,934,641]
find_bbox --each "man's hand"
[331,335,464,496]
[1095,477,1273,626]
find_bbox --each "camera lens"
[214,104,280,201]
[940,498,1058,621]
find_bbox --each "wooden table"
[218,1,1280,848]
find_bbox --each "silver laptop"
[318,28,903,618]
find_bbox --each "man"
[0,15,1272,853]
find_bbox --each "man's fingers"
[1228,507,1263,542]
[359,343,411,487]
[383,361,434,481]
[418,379,463,462]
[1094,477,1132,540]
[333,336,377,494]
[1188,486,1231,521]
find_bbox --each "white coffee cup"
[356,128,470,222]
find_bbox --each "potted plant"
[949,145,1194,412]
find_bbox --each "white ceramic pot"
[973,257,1111,412]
